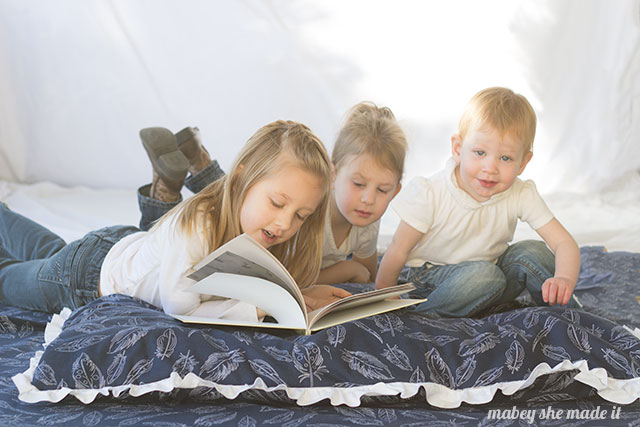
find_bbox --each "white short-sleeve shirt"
[321,209,380,269]
[392,158,554,267]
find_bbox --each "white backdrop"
[0,0,639,250]
[1,0,638,192]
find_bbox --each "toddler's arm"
[535,218,581,306]
[376,220,424,290]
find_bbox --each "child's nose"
[274,212,293,233]
[361,188,375,205]
[482,157,499,173]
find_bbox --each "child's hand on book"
[302,285,352,311]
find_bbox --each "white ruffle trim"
[13,308,640,407]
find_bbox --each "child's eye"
[271,199,283,208]
[377,188,389,194]
[353,181,364,187]
[501,155,512,161]
[474,150,485,156]
[296,213,308,221]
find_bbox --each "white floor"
[2,174,639,255]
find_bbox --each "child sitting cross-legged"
[375,87,581,318]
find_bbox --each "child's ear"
[451,134,462,163]
[391,182,402,199]
[518,151,533,175]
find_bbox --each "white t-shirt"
[321,209,380,269]
[392,158,554,267]
[100,209,258,322]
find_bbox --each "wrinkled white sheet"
[0,1,638,196]
[2,177,638,254]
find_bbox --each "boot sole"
[140,127,189,182]
[175,126,199,147]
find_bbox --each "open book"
[170,233,425,334]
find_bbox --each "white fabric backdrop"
[1,0,639,254]
[1,0,638,193]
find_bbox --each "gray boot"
[175,126,211,176]
[140,127,189,202]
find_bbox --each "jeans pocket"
[90,225,139,245]
[35,239,80,285]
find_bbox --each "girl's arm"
[188,299,260,322]
[156,219,260,321]
[317,259,372,284]
[302,284,352,310]
[352,253,379,283]
[375,220,424,290]
[535,217,581,306]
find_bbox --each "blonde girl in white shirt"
[0,120,349,322]
[136,102,409,287]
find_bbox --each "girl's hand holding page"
[302,285,352,311]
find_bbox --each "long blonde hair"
[155,120,331,288]
[332,101,408,178]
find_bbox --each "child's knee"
[503,240,555,272]
[458,261,507,296]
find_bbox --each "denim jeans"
[0,203,139,313]
[137,160,225,231]
[405,240,570,318]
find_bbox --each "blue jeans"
[0,203,138,313]
[405,240,572,318]
[137,160,225,231]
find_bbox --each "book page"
[189,234,306,312]
[186,272,306,329]
[309,298,425,332]
[187,252,298,302]
[170,313,306,332]
[307,283,416,324]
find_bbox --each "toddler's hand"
[542,276,575,306]
[302,285,352,311]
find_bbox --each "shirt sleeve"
[391,176,434,233]
[187,300,259,322]
[154,213,258,323]
[518,180,554,230]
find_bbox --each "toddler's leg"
[407,261,506,318]
[497,240,563,306]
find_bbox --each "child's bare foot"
[140,127,188,202]
[175,126,211,176]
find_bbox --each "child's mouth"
[262,229,278,243]
[478,179,497,188]
[355,210,372,218]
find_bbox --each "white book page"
[307,283,416,320]
[309,298,425,332]
[186,272,306,329]
[190,234,305,309]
